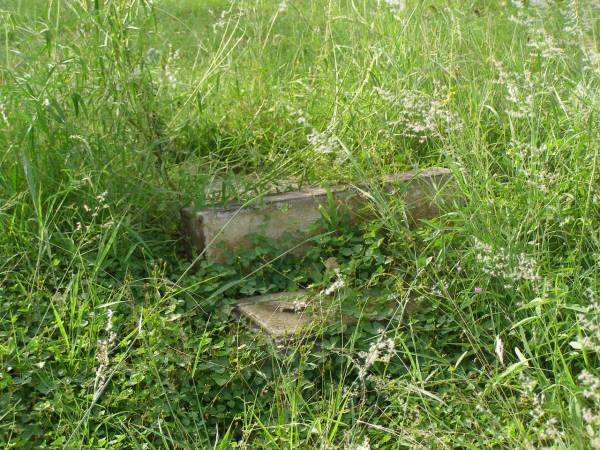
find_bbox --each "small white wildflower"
[212,10,228,32]
[582,408,599,425]
[94,339,109,394]
[160,45,181,89]
[146,47,160,64]
[475,402,486,413]
[287,105,310,127]
[374,86,462,142]
[473,238,540,285]
[96,191,108,203]
[519,372,537,394]
[493,60,537,119]
[94,307,117,396]
[526,28,563,58]
[0,100,7,124]
[357,334,395,380]
[529,0,549,8]
[539,416,561,442]
[378,0,405,16]
[308,129,339,155]
[579,371,600,402]
[106,308,116,345]
[372,86,396,103]
[292,300,307,312]
[320,268,345,296]
[576,295,600,353]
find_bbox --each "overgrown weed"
[0,0,598,448]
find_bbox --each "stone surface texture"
[182,167,456,261]
[236,289,423,339]
[236,291,313,338]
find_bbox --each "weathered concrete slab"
[182,167,456,261]
[236,291,314,338]
[236,288,423,339]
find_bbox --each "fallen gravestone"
[181,167,456,262]
[236,291,313,339]
[182,167,457,338]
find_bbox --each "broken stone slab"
[236,291,314,339]
[182,167,456,262]
[236,289,424,340]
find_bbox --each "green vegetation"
[1,0,599,448]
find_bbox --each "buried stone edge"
[235,290,314,339]
[235,289,426,340]
[181,167,457,262]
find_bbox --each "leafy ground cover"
[1,0,599,448]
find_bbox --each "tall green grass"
[0,0,598,448]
